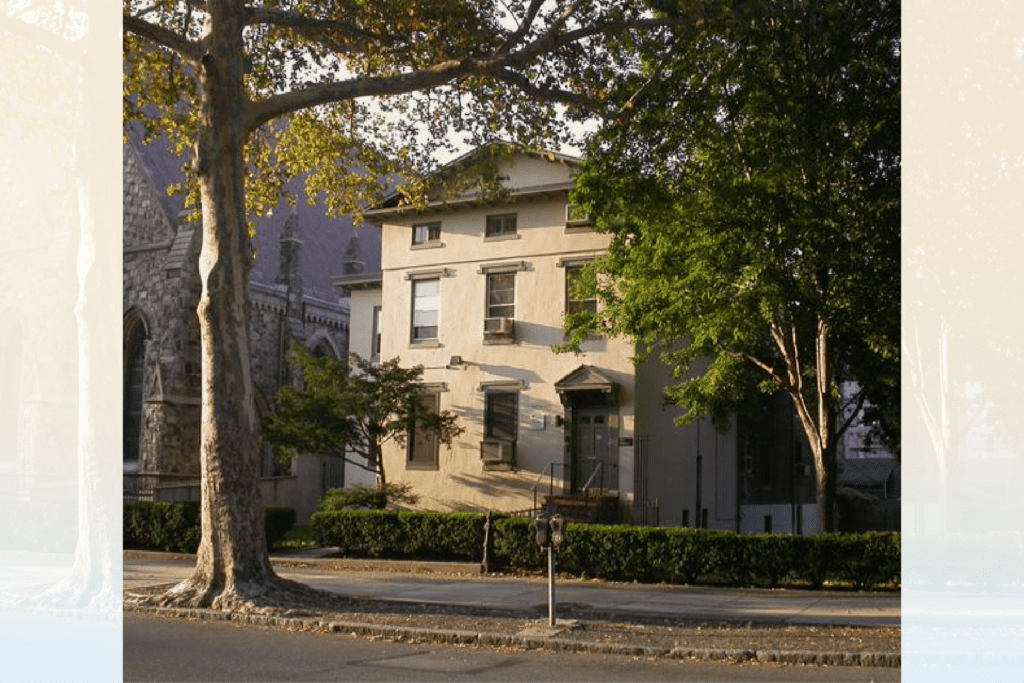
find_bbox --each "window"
[371,305,382,360]
[123,316,146,465]
[486,272,515,319]
[485,213,517,238]
[408,392,440,468]
[565,203,594,229]
[485,391,518,442]
[565,265,597,316]
[411,278,439,342]
[412,221,441,246]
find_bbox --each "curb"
[124,604,899,668]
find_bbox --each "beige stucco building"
[333,146,761,528]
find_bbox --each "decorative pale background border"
[1,1,1020,680]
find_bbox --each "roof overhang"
[363,182,573,225]
[331,272,382,294]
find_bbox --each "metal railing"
[531,462,567,512]
[123,473,200,502]
[580,461,605,494]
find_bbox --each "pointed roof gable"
[554,365,618,394]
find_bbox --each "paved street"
[124,612,900,682]
[124,551,901,628]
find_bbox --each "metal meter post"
[535,514,568,626]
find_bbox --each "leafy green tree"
[261,348,463,492]
[122,0,686,607]
[563,0,900,532]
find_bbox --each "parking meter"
[535,514,569,626]
[549,514,567,548]
[534,516,551,547]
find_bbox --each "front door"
[574,408,618,492]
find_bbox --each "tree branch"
[835,384,868,440]
[244,55,492,132]
[614,32,678,122]
[494,67,606,113]
[492,0,546,56]
[244,6,390,49]
[123,13,204,64]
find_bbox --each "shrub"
[123,502,297,552]
[311,509,485,561]
[491,517,545,570]
[124,501,202,553]
[489,517,897,590]
[318,483,419,511]
[835,532,901,588]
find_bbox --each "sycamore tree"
[563,0,900,533]
[261,349,463,492]
[122,0,697,608]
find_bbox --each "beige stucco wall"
[345,285,382,489]
[348,286,382,362]
[374,155,642,513]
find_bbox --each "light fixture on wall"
[447,355,464,369]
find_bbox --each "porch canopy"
[554,364,618,404]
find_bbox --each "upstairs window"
[371,305,382,360]
[565,265,598,316]
[486,272,515,320]
[412,221,441,246]
[411,278,439,342]
[485,213,517,238]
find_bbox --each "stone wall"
[123,142,351,490]
[123,145,203,478]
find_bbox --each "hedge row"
[123,502,296,553]
[494,519,899,589]
[311,511,899,589]
[310,509,485,561]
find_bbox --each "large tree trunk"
[162,1,276,608]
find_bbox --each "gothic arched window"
[123,313,148,466]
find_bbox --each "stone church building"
[123,136,377,499]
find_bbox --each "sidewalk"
[121,549,901,668]
[124,548,901,629]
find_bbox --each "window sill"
[564,224,596,234]
[482,337,517,346]
[410,340,442,349]
[406,462,439,471]
[483,234,521,242]
[411,241,445,250]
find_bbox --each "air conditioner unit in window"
[480,439,516,467]
[483,316,515,338]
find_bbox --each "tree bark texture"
[170,1,275,606]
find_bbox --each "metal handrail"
[531,462,566,512]
[581,461,604,494]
